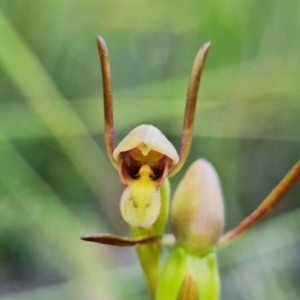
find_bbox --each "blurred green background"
[0,0,299,299]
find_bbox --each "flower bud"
[171,159,224,256]
[156,247,220,300]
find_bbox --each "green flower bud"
[171,159,224,256]
[156,247,220,300]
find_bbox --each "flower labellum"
[113,125,179,228]
[119,164,161,228]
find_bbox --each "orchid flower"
[81,37,300,300]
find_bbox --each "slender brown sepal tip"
[97,36,105,44]
[218,160,300,247]
[80,233,163,246]
[169,42,211,177]
[96,36,118,169]
[202,42,211,51]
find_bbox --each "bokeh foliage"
[0,0,299,299]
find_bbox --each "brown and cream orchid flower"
[95,36,210,229]
[81,35,300,249]
[81,37,300,299]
